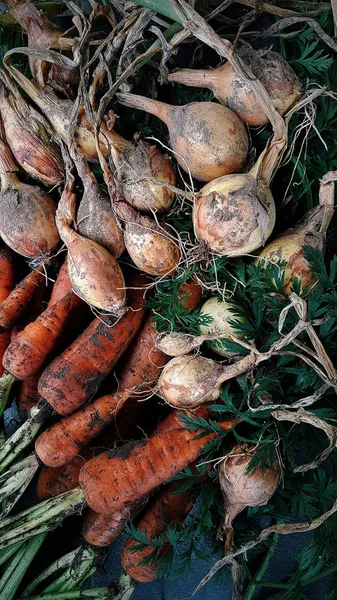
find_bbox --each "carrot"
[78,408,235,515]
[0,266,45,333]
[82,501,144,547]
[35,317,167,467]
[121,472,206,581]
[38,270,148,416]
[47,257,71,306]
[2,290,82,380]
[0,247,16,377]
[177,277,202,310]
[16,372,40,417]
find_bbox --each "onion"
[115,201,180,277]
[117,93,249,182]
[1,61,176,210]
[0,139,60,259]
[3,0,79,98]
[74,153,125,259]
[219,444,280,551]
[56,181,126,315]
[0,72,64,186]
[158,353,254,408]
[257,180,335,294]
[199,296,245,357]
[168,49,302,127]
[193,150,276,256]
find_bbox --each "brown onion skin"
[0,178,60,259]
[168,51,302,127]
[77,174,125,259]
[193,173,275,256]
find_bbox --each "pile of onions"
[0,138,60,260]
[74,153,125,259]
[115,201,180,277]
[2,58,176,212]
[56,179,126,315]
[168,49,302,127]
[117,93,249,182]
[3,0,79,98]
[193,147,276,256]
[257,175,335,294]
[199,296,245,357]
[0,71,64,187]
[219,444,280,552]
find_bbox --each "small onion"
[199,296,245,357]
[219,444,280,551]
[117,93,249,182]
[193,170,275,257]
[115,202,180,277]
[168,49,302,126]
[56,185,126,315]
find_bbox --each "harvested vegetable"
[199,296,245,357]
[0,267,46,333]
[117,93,249,182]
[0,247,15,378]
[168,49,302,126]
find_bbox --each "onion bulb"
[199,297,245,357]
[0,139,59,259]
[117,93,249,182]
[219,444,280,551]
[0,72,64,186]
[56,183,126,315]
[193,154,275,256]
[74,154,125,259]
[3,0,79,98]
[257,185,335,294]
[158,353,254,408]
[168,49,302,127]
[115,202,180,277]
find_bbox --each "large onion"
[117,93,249,182]
[168,49,302,126]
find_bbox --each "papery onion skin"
[168,51,302,126]
[193,173,275,256]
[113,140,176,213]
[158,354,223,408]
[0,177,60,259]
[156,332,198,357]
[199,296,245,357]
[257,229,323,295]
[219,444,280,511]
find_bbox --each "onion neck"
[168,66,225,92]
[217,354,255,386]
[117,92,171,126]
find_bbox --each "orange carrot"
[35,317,167,467]
[79,408,235,515]
[16,372,40,417]
[121,473,206,581]
[47,257,72,307]
[2,290,82,380]
[0,247,16,376]
[82,500,145,547]
[177,277,202,310]
[37,453,89,501]
[38,271,148,416]
[0,266,45,333]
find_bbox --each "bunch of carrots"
[0,0,334,598]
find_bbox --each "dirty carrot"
[82,501,145,547]
[38,271,148,416]
[0,247,15,378]
[0,266,45,333]
[34,317,167,467]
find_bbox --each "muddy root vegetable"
[115,201,180,277]
[168,49,302,126]
[83,502,144,547]
[0,267,45,333]
[117,93,249,182]
[257,173,335,294]
[56,181,126,314]
[79,408,235,515]
[199,296,245,357]
[74,154,124,258]
[3,0,79,98]
[0,246,15,377]
[219,444,280,552]
[193,170,275,257]
[0,72,64,186]
[0,140,59,260]
[158,353,254,409]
